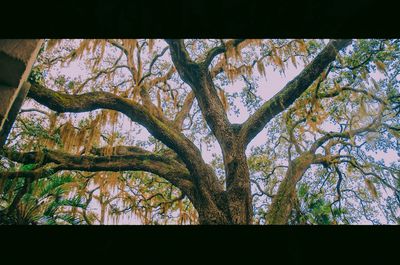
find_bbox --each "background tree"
[0,39,399,224]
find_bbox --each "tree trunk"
[266,152,315,224]
[224,147,253,224]
[191,144,253,225]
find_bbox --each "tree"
[0,39,399,224]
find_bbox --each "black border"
[1,0,399,38]
[0,225,398,263]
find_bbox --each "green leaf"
[298,183,309,198]
[20,164,37,171]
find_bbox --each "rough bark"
[223,145,253,224]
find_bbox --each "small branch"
[19,108,50,116]
[202,39,246,67]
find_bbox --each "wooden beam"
[0,39,43,147]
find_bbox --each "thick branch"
[166,39,236,149]
[1,148,193,195]
[266,151,315,224]
[27,81,210,179]
[240,39,352,146]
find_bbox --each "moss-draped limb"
[28,82,213,180]
[1,147,194,198]
[240,39,352,146]
[166,40,237,149]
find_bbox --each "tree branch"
[240,39,352,146]
[202,39,246,67]
[174,91,195,130]
[318,86,387,104]
[310,115,381,153]
[138,46,170,85]
[26,81,210,178]
[166,39,236,149]
[1,148,194,195]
